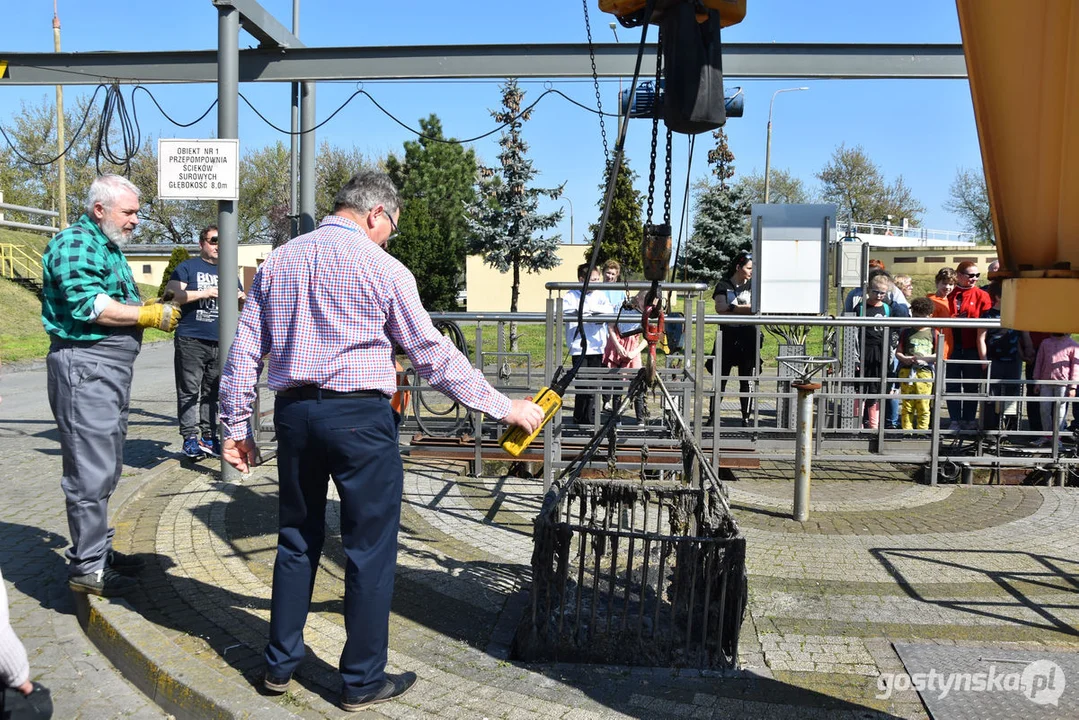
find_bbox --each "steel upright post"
[792,381,820,522]
[217,4,241,483]
[289,0,300,240]
[299,81,316,234]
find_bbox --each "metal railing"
[0,199,60,235]
[248,295,1078,487]
[0,243,43,284]
[838,220,977,246]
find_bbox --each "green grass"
[0,226,51,256]
[0,274,172,364]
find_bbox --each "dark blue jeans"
[946,347,983,424]
[266,394,402,697]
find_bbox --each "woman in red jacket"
[946,261,992,430]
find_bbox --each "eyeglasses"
[204,236,219,245]
[869,289,888,296]
[963,272,980,278]
[384,210,399,242]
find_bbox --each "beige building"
[465,243,592,313]
[124,243,273,291]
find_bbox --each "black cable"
[238,88,364,136]
[238,84,620,144]
[0,84,106,166]
[133,86,217,128]
[94,84,140,175]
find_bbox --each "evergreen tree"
[157,246,191,298]
[467,80,563,350]
[584,159,644,275]
[386,115,477,310]
[680,128,749,284]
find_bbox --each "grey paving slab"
[893,642,1078,720]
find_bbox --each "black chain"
[663,127,673,226]
[646,28,664,225]
[582,0,610,164]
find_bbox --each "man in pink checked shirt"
[217,170,543,713]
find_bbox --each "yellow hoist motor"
[600,0,746,27]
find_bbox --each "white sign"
[751,203,835,315]
[157,139,239,201]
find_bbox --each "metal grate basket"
[513,475,746,669]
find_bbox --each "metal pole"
[694,298,705,447]
[792,381,820,521]
[218,4,241,483]
[763,118,772,204]
[299,80,316,234]
[764,87,809,204]
[288,0,300,240]
[52,4,68,229]
[474,323,484,476]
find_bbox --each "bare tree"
[943,166,994,244]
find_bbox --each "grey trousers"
[47,333,140,576]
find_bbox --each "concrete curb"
[77,459,299,720]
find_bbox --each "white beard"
[101,218,131,246]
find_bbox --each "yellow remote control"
[498,386,563,457]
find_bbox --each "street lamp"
[610,23,623,135]
[763,86,809,203]
[562,194,575,244]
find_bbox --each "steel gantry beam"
[0,43,967,86]
[212,0,303,49]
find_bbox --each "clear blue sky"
[4,1,981,244]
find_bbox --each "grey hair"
[333,170,400,216]
[85,174,141,213]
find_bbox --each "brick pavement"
[0,343,178,719]
[3,344,1079,719]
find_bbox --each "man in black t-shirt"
[165,225,245,458]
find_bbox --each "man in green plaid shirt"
[41,174,180,598]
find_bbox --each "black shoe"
[69,567,138,597]
[263,670,292,694]
[107,549,146,576]
[340,672,417,712]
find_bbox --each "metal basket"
[513,475,746,669]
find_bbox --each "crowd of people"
[562,252,1079,443]
[845,258,1079,441]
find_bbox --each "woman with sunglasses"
[945,261,992,431]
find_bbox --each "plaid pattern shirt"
[41,214,141,342]
[219,216,511,441]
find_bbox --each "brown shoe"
[340,672,417,712]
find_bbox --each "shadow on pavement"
[166,479,903,718]
[872,547,1079,638]
[0,520,75,616]
[122,550,347,709]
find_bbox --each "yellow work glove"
[137,300,181,332]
